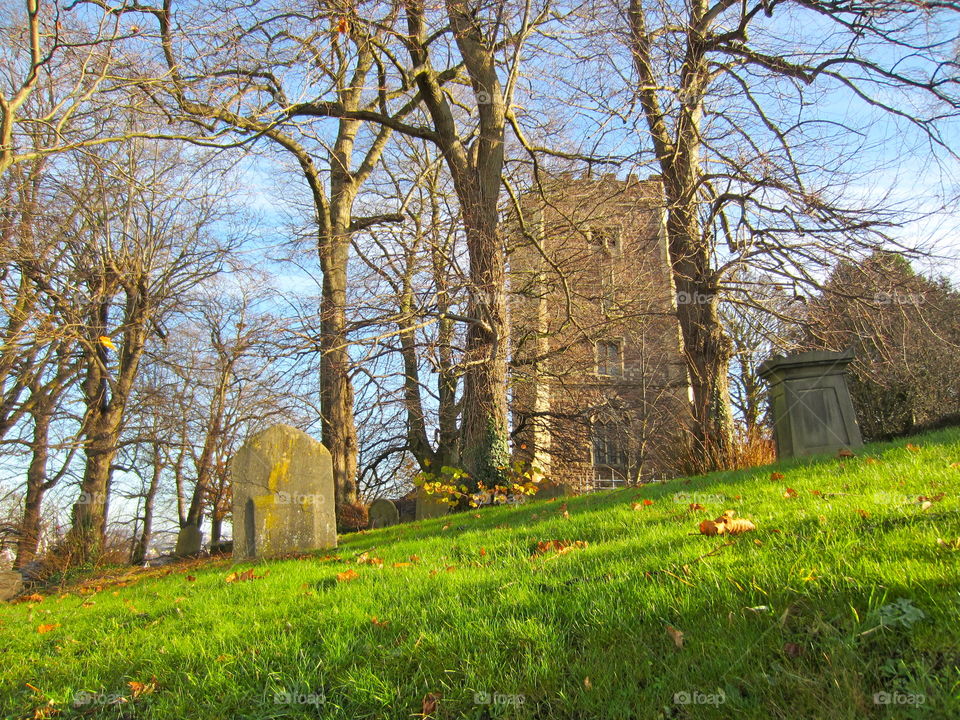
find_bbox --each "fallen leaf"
[336,569,360,583]
[371,616,390,628]
[37,624,58,634]
[905,444,920,453]
[410,555,420,563]
[784,488,798,499]
[725,518,756,534]
[643,499,654,506]
[688,503,705,512]
[936,538,960,550]
[128,678,157,698]
[699,519,724,536]
[392,562,411,568]
[421,692,441,717]
[810,490,822,496]
[441,524,450,531]
[98,335,116,350]
[666,625,684,648]
[783,642,803,658]
[225,568,261,583]
[856,508,870,519]
[186,575,196,582]
[920,501,933,511]
[18,593,44,604]
[837,448,855,458]
[583,677,593,690]
[770,471,785,481]
[865,457,879,465]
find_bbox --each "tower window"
[596,340,623,377]
[589,225,622,253]
[592,422,628,469]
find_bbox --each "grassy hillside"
[2,429,959,719]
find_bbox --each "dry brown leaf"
[784,488,798,499]
[856,508,870,519]
[905,444,920,453]
[724,518,756,534]
[18,593,44,604]
[185,575,196,582]
[936,538,960,550]
[336,569,360,583]
[392,562,411,568]
[770,471,785,481]
[837,448,855,458]
[699,519,724,536]
[666,625,684,648]
[583,677,593,690]
[371,616,390,628]
[36,624,58,634]
[421,692,441,717]
[128,678,157,698]
[688,503,705,512]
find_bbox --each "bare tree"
[603,0,960,465]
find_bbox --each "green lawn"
[2,429,959,719]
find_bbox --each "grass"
[2,429,959,719]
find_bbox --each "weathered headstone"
[174,525,203,557]
[536,481,574,500]
[759,349,864,459]
[0,570,23,602]
[368,499,400,529]
[231,424,337,559]
[415,487,450,521]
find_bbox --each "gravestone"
[231,424,337,559]
[174,525,203,557]
[0,571,22,602]
[536,481,574,500]
[759,349,863,459]
[368,499,400,529]
[415,487,450,521]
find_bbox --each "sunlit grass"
[1,428,958,719]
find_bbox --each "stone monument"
[759,349,864,459]
[231,424,337,559]
[174,525,203,557]
[368,498,400,529]
[0,570,23,602]
[536,481,574,500]
[415,487,450,521]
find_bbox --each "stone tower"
[509,174,691,490]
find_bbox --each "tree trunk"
[322,170,360,515]
[130,456,161,565]
[14,410,49,568]
[629,0,733,467]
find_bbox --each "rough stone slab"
[0,570,23,602]
[415,488,450,521]
[174,525,203,556]
[231,424,336,559]
[368,499,400,529]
